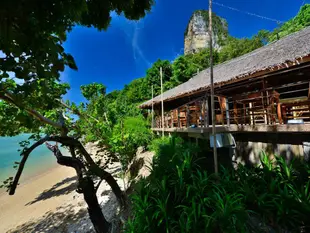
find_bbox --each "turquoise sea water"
[0,134,59,185]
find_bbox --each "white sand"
[0,160,124,233]
[0,165,78,232]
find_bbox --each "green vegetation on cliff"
[269,4,310,41]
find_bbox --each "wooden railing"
[153,86,310,129]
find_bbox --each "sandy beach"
[0,157,124,233]
[0,165,79,232]
[0,141,139,233]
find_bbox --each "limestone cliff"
[184,10,228,55]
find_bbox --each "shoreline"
[0,162,61,196]
[0,165,78,233]
[0,149,71,195]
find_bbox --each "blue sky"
[63,0,307,103]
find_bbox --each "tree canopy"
[0,1,154,232]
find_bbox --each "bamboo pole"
[209,0,218,174]
[160,67,164,137]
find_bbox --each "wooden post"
[233,102,238,125]
[243,104,246,125]
[209,0,218,174]
[266,90,270,124]
[249,102,254,125]
[261,91,268,124]
[186,104,190,127]
[200,101,203,128]
[226,98,230,127]
[151,85,154,129]
[205,96,210,127]
[177,108,180,128]
[160,67,164,137]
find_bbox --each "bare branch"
[45,142,85,181]
[58,100,99,123]
[95,179,104,194]
[9,135,51,195]
[69,146,77,158]
[9,135,90,195]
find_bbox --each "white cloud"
[114,18,151,68]
[131,23,151,67]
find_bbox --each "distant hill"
[184,4,310,55]
[184,10,228,55]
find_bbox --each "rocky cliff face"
[184,10,228,55]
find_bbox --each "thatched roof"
[140,26,310,109]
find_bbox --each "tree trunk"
[80,177,111,233]
[46,143,111,233]
[10,135,126,208]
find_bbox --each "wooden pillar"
[243,104,246,125]
[249,102,254,125]
[233,102,238,125]
[261,92,268,124]
[186,104,190,127]
[266,90,270,124]
[177,108,180,128]
[226,98,230,127]
[277,103,283,124]
[200,100,203,128]
[205,96,210,127]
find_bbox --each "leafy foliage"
[269,4,310,42]
[81,83,106,101]
[109,117,152,168]
[0,0,154,138]
[126,138,310,232]
[218,36,264,63]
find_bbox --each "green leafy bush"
[109,116,152,168]
[148,136,171,154]
[126,138,310,233]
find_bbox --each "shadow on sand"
[8,192,119,233]
[26,176,77,206]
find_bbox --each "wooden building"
[140,26,310,135]
[140,27,310,164]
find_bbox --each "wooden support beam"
[226,98,230,127]
[205,96,210,128]
[266,90,270,124]
[186,104,190,127]
[200,101,203,128]
[261,91,268,124]
[233,102,238,125]
[249,102,254,125]
[243,104,246,125]
[177,108,180,128]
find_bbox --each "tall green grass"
[126,137,310,233]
